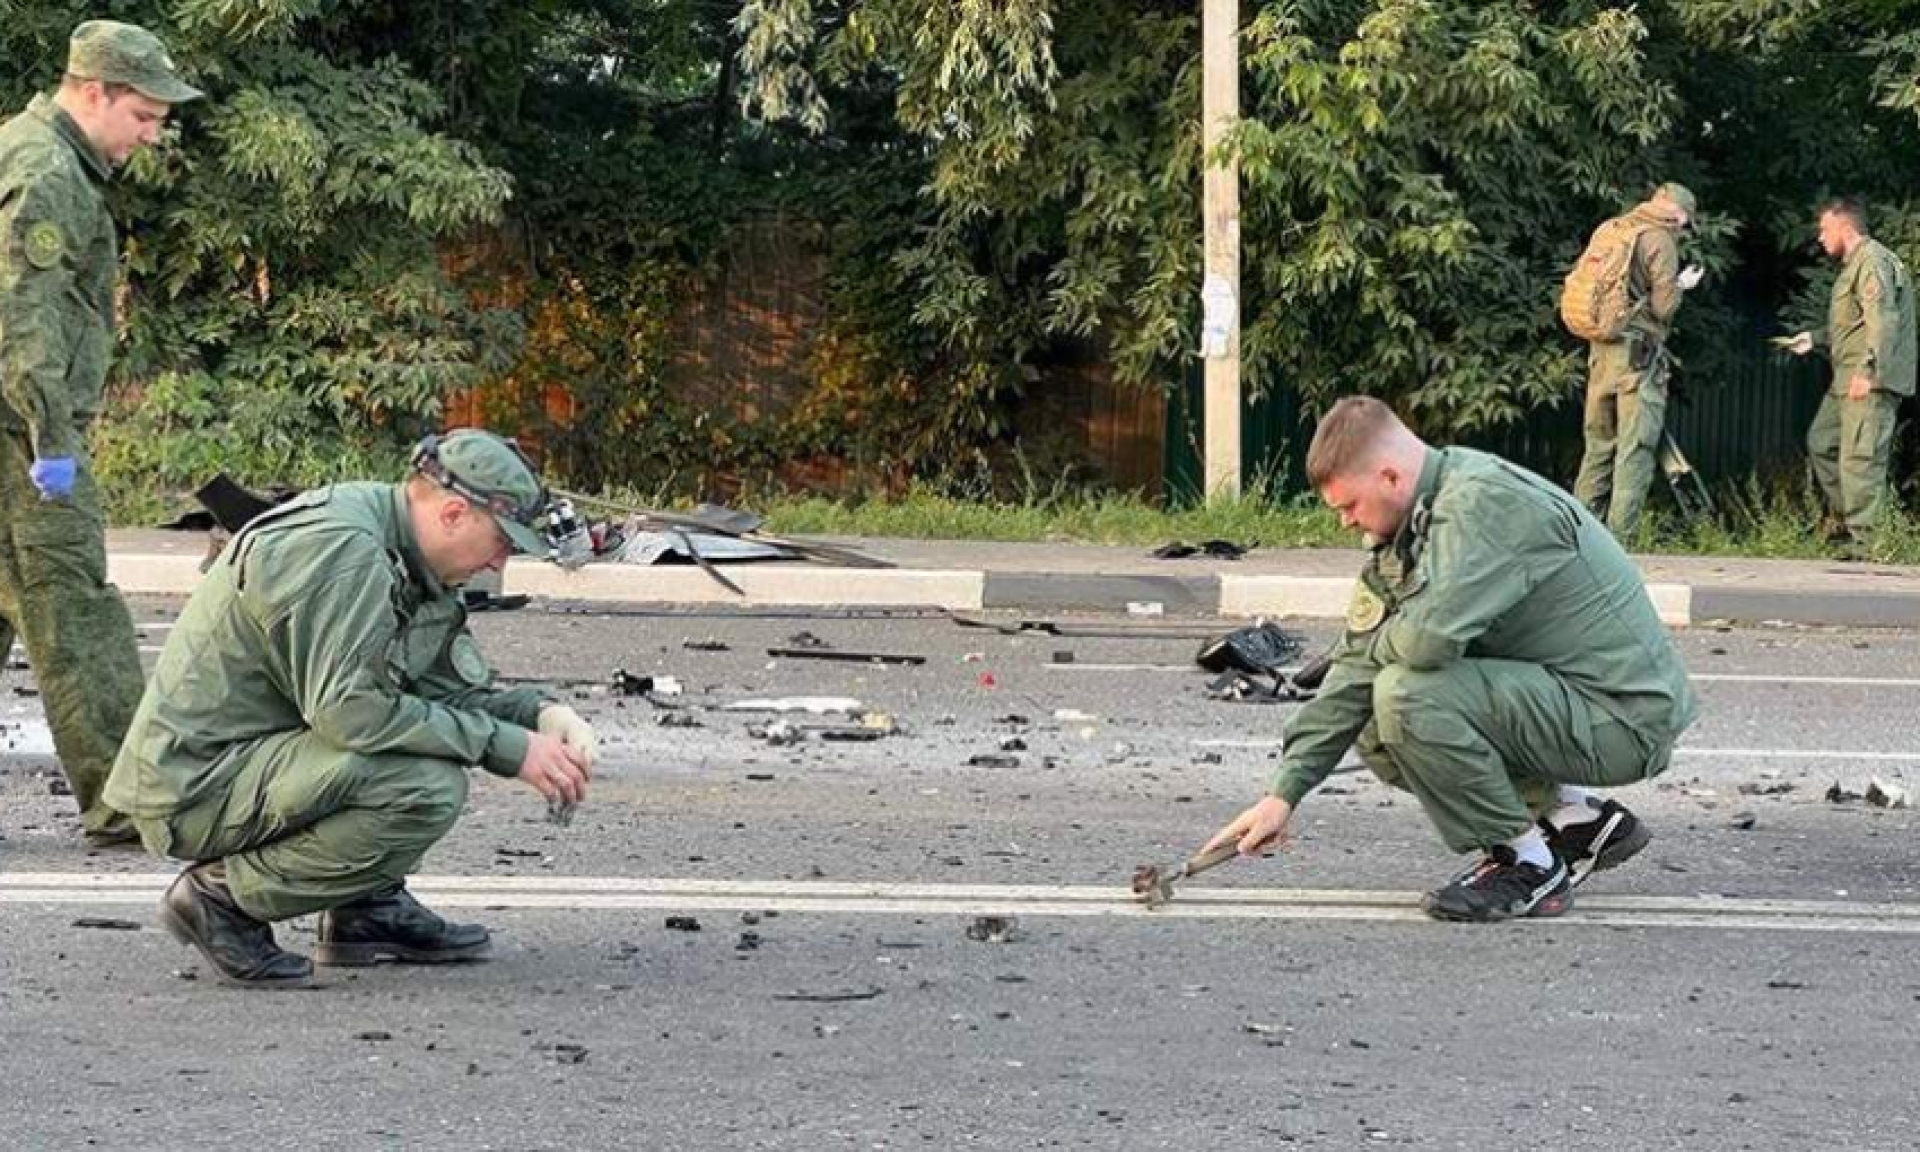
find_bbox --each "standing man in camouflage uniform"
[0,21,201,846]
[1571,183,1705,540]
[1784,198,1917,556]
[1204,398,1697,922]
[105,431,597,987]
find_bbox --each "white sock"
[1548,786,1601,829]
[1506,827,1553,869]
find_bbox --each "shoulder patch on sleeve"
[23,220,65,270]
[1862,268,1885,304]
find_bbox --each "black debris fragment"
[538,1042,589,1064]
[494,847,543,859]
[1196,622,1302,675]
[355,1031,393,1042]
[737,932,762,952]
[773,988,885,1003]
[47,776,72,797]
[72,917,140,931]
[665,916,701,932]
[968,753,1021,769]
[964,915,1017,943]
[683,638,731,652]
[767,647,927,666]
[657,711,702,728]
[786,631,829,649]
[1152,540,1248,560]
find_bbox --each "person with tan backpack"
[1563,183,1704,538]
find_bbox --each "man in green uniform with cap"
[1783,197,1917,555]
[105,430,598,988]
[0,21,201,845]
[1205,397,1697,922]
[1570,183,1704,540]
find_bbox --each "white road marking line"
[5,874,1918,934]
[1694,673,1920,687]
[1050,666,1920,690]
[1675,748,1920,763]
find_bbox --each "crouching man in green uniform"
[104,430,596,987]
[1204,398,1697,922]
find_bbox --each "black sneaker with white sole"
[1540,798,1650,886]
[1423,847,1572,923]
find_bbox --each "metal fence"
[1164,348,1830,504]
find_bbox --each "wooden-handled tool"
[1130,839,1245,909]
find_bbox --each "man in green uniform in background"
[1205,397,1697,922]
[1783,198,1917,556]
[1570,183,1704,540]
[0,21,200,846]
[105,431,597,988]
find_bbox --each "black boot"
[315,885,491,966]
[159,863,313,988]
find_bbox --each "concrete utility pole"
[1200,0,1242,499]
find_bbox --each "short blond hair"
[1305,396,1407,488]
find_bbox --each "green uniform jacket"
[0,95,117,458]
[1270,448,1697,805]
[1817,237,1917,398]
[1619,202,1683,346]
[106,483,549,820]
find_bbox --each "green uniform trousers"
[0,430,143,834]
[1574,341,1668,539]
[1352,660,1672,854]
[133,731,470,922]
[1807,390,1899,543]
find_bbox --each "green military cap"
[1656,182,1697,217]
[412,430,552,555]
[68,20,203,104]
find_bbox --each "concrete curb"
[98,551,1920,629]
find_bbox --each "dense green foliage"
[4,1,1920,517]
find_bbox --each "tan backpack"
[1560,216,1649,342]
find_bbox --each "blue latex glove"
[28,456,76,500]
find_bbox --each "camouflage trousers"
[1807,390,1900,544]
[0,430,143,835]
[134,731,470,921]
[1574,339,1668,539]
[1352,659,1674,854]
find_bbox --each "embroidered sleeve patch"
[22,220,64,270]
[1861,270,1884,304]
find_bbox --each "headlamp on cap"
[409,434,590,567]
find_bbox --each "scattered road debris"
[773,988,886,1003]
[1823,780,1906,806]
[658,712,702,728]
[682,638,730,652]
[1738,779,1796,797]
[1195,621,1303,675]
[1052,709,1098,723]
[72,917,141,931]
[1151,539,1248,560]
[766,647,927,666]
[964,916,1017,943]
[1126,601,1165,618]
[546,796,577,827]
[968,753,1021,769]
[754,721,805,746]
[611,670,682,697]
[785,630,830,649]
[1866,778,1911,809]
[665,916,702,932]
[1729,812,1758,831]
[950,613,1220,640]
[537,1042,589,1064]
[724,696,865,716]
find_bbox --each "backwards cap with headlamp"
[409,430,580,561]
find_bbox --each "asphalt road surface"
[3,599,1918,1150]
